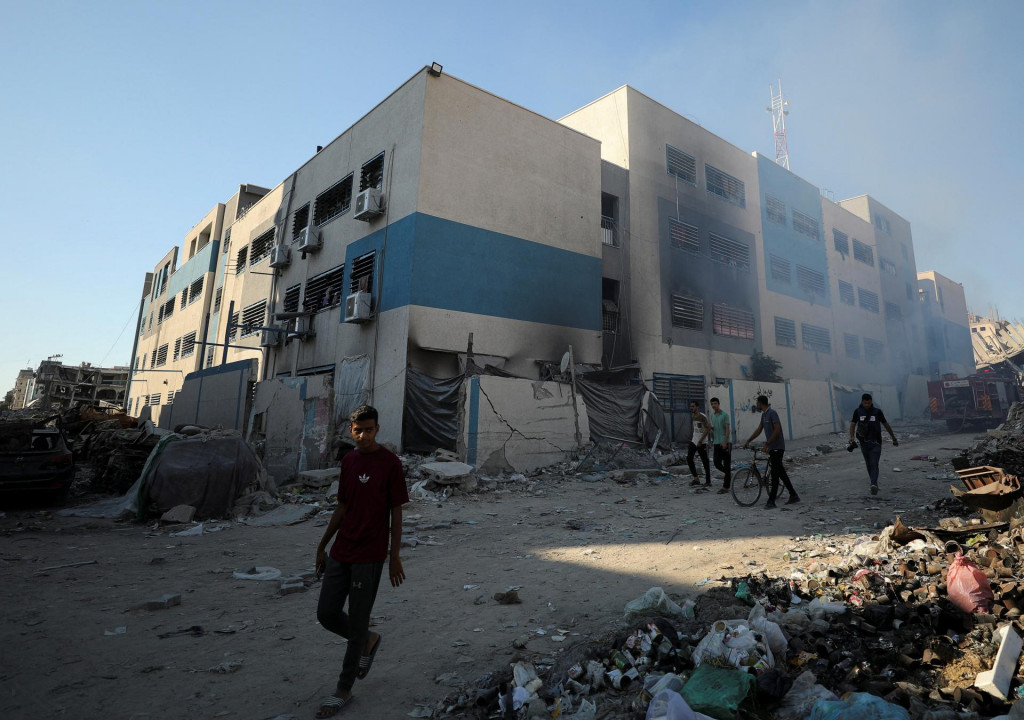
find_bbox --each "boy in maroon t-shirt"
[314,405,409,718]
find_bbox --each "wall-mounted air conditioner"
[269,245,291,268]
[260,327,282,347]
[296,227,321,252]
[344,291,373,323]
[353,189,384,221]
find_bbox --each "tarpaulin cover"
[139,432,266,519]
[578,380,643,443]
[403,368,462,453]
[642,392,673,450]
[333,355,370,427]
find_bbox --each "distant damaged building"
[970,314,1024,382]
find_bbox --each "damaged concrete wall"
[166,359,257,431]
[902,374,931,420]
[788,379,839,437]
[728,380,789,445]
[458,376,589,474]
[248,374,334,485]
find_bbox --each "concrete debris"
[160,505,196,524]
[241,504,317,526]
[136,593,181,611]
[953,401,1024,477]
[420,462,474,484]
[297,468,339,488]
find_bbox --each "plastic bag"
[809,692,910,720]
[691,620,774,671]
[947,553,993,614]
[747,603,788,656]
[625,587,695,619]
[646,690,696,720]
[774,671,838,720]
[680,664,756,720]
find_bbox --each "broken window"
[708,233,749,270]
[852,240,874,266]
[181,331,196,357]
[292,204,310,240]
[602,278,619,334]
[666,145,696,185]
[282,284,301,314]
[765,195,786,226]
[858,288,880,313]
[189,277,204,304]
[705,164,745,208]
[349,252,375,293]
[774,317,796,348]
[792,210,819,240]
[359,153,384,191]
[844,333,861,359]
[314,174,353,226]
[769,254,791,284]
[712,303,755,340]
[240,300,267,337]
[880,258,897,276]
[838,281,855,305]
[214,287,222,314]
[796,265,826,296]
[235,246,248,275]
[864,338,885,362]
[801,323,831,354]
[833,229,850,256]
[304,265,345,313]
[249,229,275,266]
[669,218,700,253]
[670,294,703,331]
[874,214,891,235]
[885,302,903,320]
[173,337,181,361]
[155,344,169,367]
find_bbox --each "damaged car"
[0,419,75,503]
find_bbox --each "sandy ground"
[0,425,978,720]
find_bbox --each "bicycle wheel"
[731,467,763,507]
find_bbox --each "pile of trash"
[84,422,162,494]
[954,402,1024,477]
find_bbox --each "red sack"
[946,553,993,613]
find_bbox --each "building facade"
[33,361,130,411]
[917,270,974,378]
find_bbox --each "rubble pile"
[954,402,1024,476]
[85,425,161,494]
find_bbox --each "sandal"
[316,695,350,718]
[357,634,381,680]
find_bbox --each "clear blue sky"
[2,0,1021,392]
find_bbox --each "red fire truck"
[928,373,1022,431]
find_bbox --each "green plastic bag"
[809,692,910,720]
[680,663,756,720]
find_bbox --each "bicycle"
[731,448,789,507]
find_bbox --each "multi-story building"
[33,361,130,411]
[917,270,975,378]
[9,368,36,409]
[131,68,949,445]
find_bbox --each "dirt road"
[0,426,975,720]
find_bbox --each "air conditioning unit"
[286,315,316,342]
[353,188,384,221]
[269,244,291,268]
[296,227,321,252]
[344,291,373,323]
[260,327,282,347]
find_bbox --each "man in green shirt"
[699,397,732,494]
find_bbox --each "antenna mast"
[767,79,791,170]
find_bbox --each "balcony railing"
[601,216,618,247]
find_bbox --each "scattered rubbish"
[494,590,522,605]
[232,566,282,581]
[170,523,206,537]
[975,623,1023,700]
[137,593,181,611]
[407,706,433,718]
[104,626,127,636]
[946,552,993,613]
[197,659,243,674]
[624,587,695,619]
[157,625,204,639]
[35,559,97,573]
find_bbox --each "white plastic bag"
[691,620,775,670]
[748,603,788,656]
[774,671,838,720]
[624,587,694,619]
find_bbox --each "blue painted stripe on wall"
[343,213,602,331]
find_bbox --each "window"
[666,145,696,185]
[304,265,345,313]
[173,337,181,361]
[282,284,301,314]
[844,333,861,359]
[601,193,618,247]
[602,278,619,334]
[360,153,385,191]
[249,229,275,266]
[708,233,750,270]
[292,204,310,240]
[349,251,375,293]
[314,174,353,225]
[669,218,700,253]
[235,245,248,274]
[188,277,204,304]
[880,258,897,276]
[792,211,819,240]
[670,294,703,330]
[148,312,153,331]
[906,282,914,300]
[705,164,745,207]
[901,244,909,261]
[774,317,797,347]
[853,240,874,265]
[858,288,880,313]
[796,265,826,296]
[769,254,791,284]
[155,344,169,367]
[167,391,175,406]
[874,214,891,234]
[832,281,853,306]
[864,338,885,362]
[206,346,215,367]
[148,393,161,407]
[181,331,196,358]
[158,298,174,324]
[765,195,786,225]
[142,353,148,369]
[228,311,239,341]
[653,374,706,411]
[240,300,267,337]
[833,229,850,256]
[801,323,831,354]
[885,302,903,320]
[712,303,755,339]
[214,287,222,314]
[180,289,187,310]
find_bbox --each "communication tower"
[767,79,791,170]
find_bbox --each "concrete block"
[421,462,473,484]
[298,468,340,488]
[327,480,339,497]
[140,593,181,611]
[280,580,307,595]
[161,505,196,524]
[975,622,1023,700]
[244,504,318,526]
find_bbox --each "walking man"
[314,405,409,718]
[687,400,712,487]
[849,393,898,496]
[699,396,732,494]
[743,395,800,508]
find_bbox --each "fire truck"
[928,373,1022,431]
